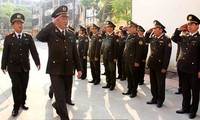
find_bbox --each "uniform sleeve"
[143,39,149,61]
[144,32,152,43]
[36,22,54,42]
[135,37,144,64]
[95,36,102,58]
[114,35,119,59]
[171,28,182,43]
[29,36,40,66]
[83,37,89,56]
[72,34,82,71]
[162,38,172,70]
[198,41,200,72]
[1,37,9,69]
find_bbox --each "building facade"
[132,0,200,71]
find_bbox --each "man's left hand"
[77,71,82,78]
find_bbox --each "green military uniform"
[1,13,40,116]
[122,21,144,97]
[102,21,119,90]
[145,20,172,108]
[173,14,200,119]
[89,24,102,85]
[36,5,82,120]
[77,25,89,79]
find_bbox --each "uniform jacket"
[145,32,172,70]
[171,28,200,75]
[77,35,89,57]
[103,32,119,61]
[89,34,102,60]
[1,32,40,72]
[123,33,144,64]
[36,22,82,75]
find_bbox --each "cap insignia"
[189,16,192,20]
[63,7,67,11]
[17,14,21,18]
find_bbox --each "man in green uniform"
[88,24,102,85]
[102,21,119,91]
[122,21,143,98]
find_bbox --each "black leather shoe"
[146,100,157,104]
[176,109,190,114]
[101,72,106,75]
[89,80,95,83]
[12,109,18,117]
[175,91,182,94]
[130,93,137,98]
[52,102,59,115]
[120,78,126,81]
[116,76,122,79]
[139,82,144,85]
[122,91,131,95]
[109,86,114,91]
[94,81,100,85]
[102,85,110,88]
[189,113,196,119]
[66,101,75,106]
[49,91,53,99]
[20,105,29,110]
[157,103,162,108]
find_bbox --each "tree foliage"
[80,0,132,23]
[0,2,31,31]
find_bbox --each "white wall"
[132,0,200,71]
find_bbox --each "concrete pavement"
[0,41,199,120]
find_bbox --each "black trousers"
[139,62,146,84]
[50,75,73,120]
[104,59,116,87]
[90,57,101,83]
[8,71,29,110]
[125,62,140,94]
[122,60,127,79]
[149,69,166,104]
[180,71,199,114]
[177,68,182,92]
[117,56,123,77]
[80,57,87,79]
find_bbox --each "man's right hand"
[2,69,7,74]
[53,15,62,25]
[148,28,154,33]
[179,24,188,31]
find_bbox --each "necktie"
[18,35,21,39]
[61,31,64,36]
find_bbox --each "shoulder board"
[165,35,170,39]
[24,32,33,37]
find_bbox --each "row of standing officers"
[74,14,200,119]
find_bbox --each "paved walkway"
[0,41,199,120]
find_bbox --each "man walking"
[1,13,40,117]
[36,5,82,120]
